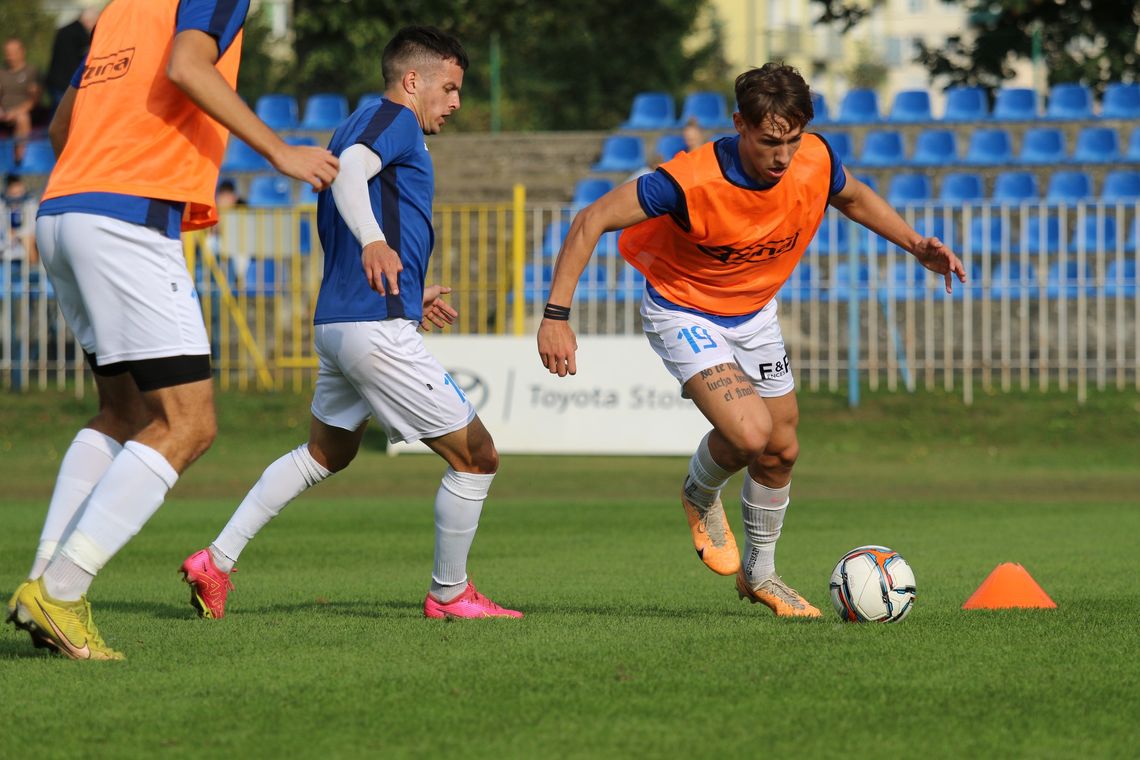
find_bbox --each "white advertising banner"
[391,335,710,455]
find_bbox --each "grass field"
[1,388,1138,758]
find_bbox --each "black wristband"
[543,303,571,321]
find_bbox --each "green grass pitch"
[1,389,1137,757]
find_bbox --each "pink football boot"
[423,582,523,619]
[180,548,235,619]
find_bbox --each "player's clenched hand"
[361,241,403,296]
[420,284,457,331]
[912,236,967,294]
[272,145,339,192]
[537,319,578,377]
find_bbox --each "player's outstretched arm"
[829,169,966,293]
[166,29,338,191]
[537,182,649,377]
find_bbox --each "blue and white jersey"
[314,99,434,325]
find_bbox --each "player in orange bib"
[538,64,965,617]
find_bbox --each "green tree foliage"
[0,0,58,73]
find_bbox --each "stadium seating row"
[253,92,380,131]
[620,83,1140,130]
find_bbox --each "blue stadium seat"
[857,130,905,167]
[823,261,871,301]
[1102,82,1140,120]
[1101,170,1140,202]
[989,261,1039,299]
[992,88,1038,120]
[1017,214,1062,255]
[1128,127,1140,162]
[812,212,850,254]
[0,139,13,173]
[819,131,853,164]
[964,128,1013,164]
[613,266,647,302]
[1046,260,1095,299]
[591,135,645,172]
[1046,170,1093,204]
[222,138,271,172]
[284,135,318,147]
[910,128,957,166]
[16,140,55,174]
[593,230,621,258]
[1046,83,1093,120]
[243,257,278,297]
[967,216,1012,254]
[811,91,829,123]
[1071,126,1120,163]
[992,171,1039,203]
[541,221,570,257]
[836,88,880,123]
[1017,127,1066,164]
[886,173,932,206]
[297,183,319,205]
[247,176,293,207]
[572,178,613,206]
[675,91,730,129]
[1105,259,1137,298]
[888,89,933,122]
[779,262,817,301]
[1068,215,1117,253]
[356,92,383,111]
[886,260,928,300]
[255,94,299,130]
[300,93,349,130]
[521,263,553,303]
[855,173,878,193]
[942,85,988,121]
[623,91,676,130]
[654,134,687,162]
[939,172,985,202]
[913,216,956,250]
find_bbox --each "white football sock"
[211,444,331,571]
[30,428,122,579]
[741,477,790,583]
[45,441,178,601]
[431,468,494,603]
[682,432,735,512]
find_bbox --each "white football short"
[640,291,795,397]
[36,213,209,364]
[311,319,476,444]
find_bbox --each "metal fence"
[2,195,1137,402]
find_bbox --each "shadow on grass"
[0,635,59,660]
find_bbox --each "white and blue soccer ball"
[829,545,916,623]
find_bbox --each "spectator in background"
[46,7,101,110]
[682,117,705,152]
[2,172,37,265]
[0,38,42,164]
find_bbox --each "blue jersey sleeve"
[69,56,87,88]
[818,134,848,196]
[176,0,251,56]
[636,168,684,218]
[356,108,419,167]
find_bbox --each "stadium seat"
[16,140,55,174]
[824,261,871,301]
[836,88,880,123]
[247,176,293,207]
[1068,215,1117,253]
[1017,214,1062,256]
[654,133,687,162]
[913,216,956,250]
[855,173,878,193]
[967,216,1012,254]
[989,260,1039,299]
[242,257,278,298]
[1046,260,1095,299]
[300,93,349,130]
[572,178,613,206]
[992,171,1040,203]
[1046,170,1093,204]
[1128,127,1140,162]
[593,230,621,258]
[613,266,647,302]
[1046,83,1094,120]
[778,262,817,301]
[992,87,1038,121]
[886,173,932,206]
[541,221,570,257]
[939,172,985,202]
[675,91,730,129]
[0,139,13,173]
[910,128,957,166]
[857,130,905,167]
[356,92,383,110]
[819,131,853,165]
[885,260,928,300]
[964,128,1014,164]
[284,135,318,147]
[622,91,676,130]
[222,138,271,172]
[812,212,850,254]
[297,183,319,205]
[521,263,552,303]
[1071,126,1120,163]
[1105,259,1137,298]
[888,89,933,122]
[591,135,645,172]
[942,85,988,121]
[811,91,829,123]
[1101,170,1140,202]
[1101,82,1140,120]
[1018,127,1066,164]
[255,94,299,130]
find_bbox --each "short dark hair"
[734,63,815,130]
[381,26,468,88]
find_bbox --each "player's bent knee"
[761,439,799,471]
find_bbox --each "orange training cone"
[962,562,1057,610]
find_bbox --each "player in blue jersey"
[180,27,522,621]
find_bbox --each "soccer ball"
[829,545,916,623]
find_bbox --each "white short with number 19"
[640,291,795,398]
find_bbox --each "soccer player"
[179,27,522,622]
[7,0,339,660]
[537,63,965,617]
